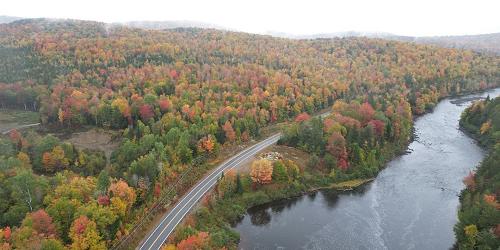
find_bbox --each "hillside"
[456,96,500,249]
[270,31,500,55]
[121,20,228,30]
[0,15,23,24]
[3,17,499,54]
[412,33,500,55]
[0,18,499,249]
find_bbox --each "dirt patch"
[64,129,121,160]
[0,109,39,133]
[238,145,311,174]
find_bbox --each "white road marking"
[140,134,281,249]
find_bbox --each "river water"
[234,88,500,250]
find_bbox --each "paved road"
[138,133,282,250]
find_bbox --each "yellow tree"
[480,120,491,134]
[69,216,105,250]
[197,135,216,153]
[108,180,136,209]
[52,145,69,169]
[58,108,64,124]
[42,152,56,172]
[250,159,273,185]
[17,152,31,169]
[111,98,130,118]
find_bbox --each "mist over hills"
[265,30,404,39]
[0,15,499,250]
[1,15,499,54]
[267,30,500,55]
[120,20,229,31]
[410,33,500,55]
[0,15,23,24]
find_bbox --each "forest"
[0,18,499,249]
[279,97,412,180]
[455,96,500,249]
[164,96,414,249]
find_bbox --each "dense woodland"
[279,97,412,180]
[456,96,500,249]
[166,97,414,249]
[0,18,499,249]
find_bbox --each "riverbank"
[454,95,500,249]
[167,167,379,249]
[164,88,500,249]
[167,124,412,249]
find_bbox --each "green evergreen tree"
[272,161,288,182]
[235,174,243,194]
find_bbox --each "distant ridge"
[120,20,230,31]
[0,15,23,24]
[0,16,498,54]
[410,33,500,55]
[265,30,407,39]
[266,30,500,55]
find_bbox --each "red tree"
[223,121,236,142]
[72,216,90,235]
[97,195,110,206]
[158,98,171,112]
[463,172,476,191]
[327,132,349,170]
[295,112,311,122]
[367,119,385,137]
[176,231,209,250]
[169,69,178,79]
[359,102,375,124]
[30,209,56,237]
[334,114,361,129]
[4,227,11,241]
[139,104,154,121]
[9,129,21,144]
[154,183,161,198]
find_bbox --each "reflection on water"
[234,88,500,250]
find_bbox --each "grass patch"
[0,109,39,123]
[0,109,39,132]
[330,178,374,190]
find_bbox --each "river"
[233,88,500,250]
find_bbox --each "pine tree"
[235,174,243,194]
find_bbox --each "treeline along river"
[233,88,500,250]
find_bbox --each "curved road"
[138,133,282,250]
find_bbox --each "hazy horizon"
[2,0,500,37]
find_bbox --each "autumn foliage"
[463,172,476,191]
[28,209,56,237]
[0,18,499,249]
[139,104,154,122]
[70,216,105,250]
[327,132,349,170]
[222,121,236,143]
[197,135,217,153]
[295,112,311,122]
[108,180,137,208]
[455,96,500,249]
[250,159,273,185]
[176,231,209,250]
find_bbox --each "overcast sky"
[2,0,499,36]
